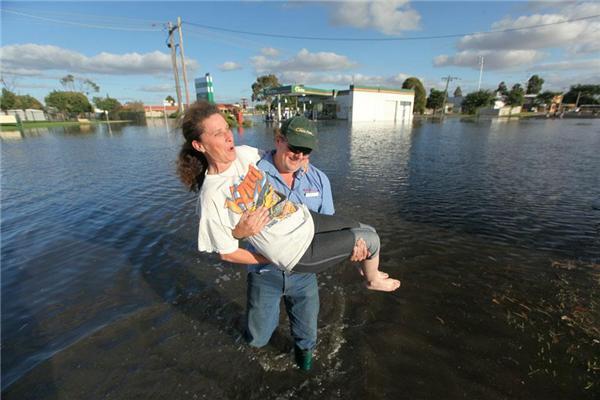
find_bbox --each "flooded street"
[2,117,599,399]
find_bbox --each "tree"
[454,86,463,97]
[426,88,446,114]
[497,81,509,96]
[251,74,280,110]
[18,95,43,110]
[506,83,525,106]
[45,91,92,116]
[563,84,600,105]
[81,79,100,95]
[165,95,175,105]
[0,89,43,110]
[60,74,76,91]
[526,75,544,94]
[93,96,122,113]
[461,90,495,114]
[0,88,18,110]
[402,77,426,114]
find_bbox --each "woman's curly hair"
[177,101,220,192]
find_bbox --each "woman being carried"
[177,102,400,292]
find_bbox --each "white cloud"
[542,72,600,91]
[219,61,242,71]
[456,2,600,54]
[434,50,544,70]
[530,59,600,71]
[140,84,174,92]
[260,47,280,57]
[251,48,356,74]
[0,44,199,75]
[273,71,412,88]
[330,0,421,35]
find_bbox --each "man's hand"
[232,207,270,239]
[350,238,370,262]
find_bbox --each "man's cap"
[281,116,318,150]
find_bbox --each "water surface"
[2,117,599,399]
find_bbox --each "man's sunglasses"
[287,143,312,155]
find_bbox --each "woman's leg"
[294,213,400,292]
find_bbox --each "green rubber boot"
[294,345,313,371]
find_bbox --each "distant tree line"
[0,74,147,120]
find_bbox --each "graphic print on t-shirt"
[225,164,298,220]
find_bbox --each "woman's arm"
[220,248,270,265]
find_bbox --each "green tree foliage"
[45,90,92,116]
[536,91,561,107]
[426,88,446,113]
[461,90,495,114]
[82,79,100,95]
[402,77,426,114]
[165,95,175,105]
[222,111,238,127]
[60,74,76,91]
[18,95,43,110]
[0,88,19,110]
[0,89,43,110]
[563,84,600,105]
[506,84,525,106]
[453,86,463,97]
[251,74,280,104]
[526,75,544,94]
[497,81,509,96]
[93,96,122,113]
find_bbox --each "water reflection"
[0,130,24,140]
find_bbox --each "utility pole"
[441,75,460,116]
[477,56,484,91]
[177,17,190,109]
[167,22,183,114]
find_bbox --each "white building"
[335,85,414,122]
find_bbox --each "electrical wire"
[183,13,600,42]
[1,9,164,32]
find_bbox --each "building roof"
[350,85,414,94]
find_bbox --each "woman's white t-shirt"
[197,145,314,272]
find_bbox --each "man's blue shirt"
[247,150,334,273]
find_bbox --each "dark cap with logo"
[281,116,318,150]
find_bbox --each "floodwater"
[1,117,599,399]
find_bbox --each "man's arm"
[220,248,270,265]
[317,169,335,215]
[315,166,368,261]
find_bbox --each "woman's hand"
[232,206,270,239]
[350,238,370,262]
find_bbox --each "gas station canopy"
[263,85,336,98]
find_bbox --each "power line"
[183,14,600,42]
[1,9,163,32]
[2,7,163,25]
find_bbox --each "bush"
[45,91,92,118]
[222,112,238,127]
[462,90,495,114]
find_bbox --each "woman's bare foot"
[356,267,389,280]
[365,278,401,292]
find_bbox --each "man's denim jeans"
[245,269,319,351]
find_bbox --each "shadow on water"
[2,213,303,399]
[1,268,59,399]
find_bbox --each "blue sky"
[1,1,598,105]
